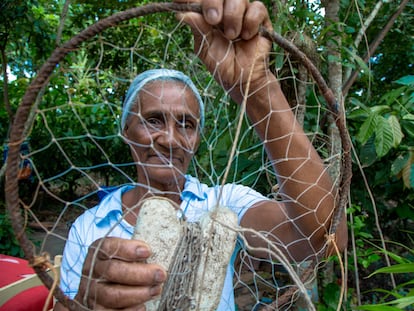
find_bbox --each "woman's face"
[123,80,201,189]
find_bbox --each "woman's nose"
[156,123,180,149]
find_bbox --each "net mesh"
[6,4,348,311]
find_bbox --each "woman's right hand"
[75,237,166,310]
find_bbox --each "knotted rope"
[30,253,59,311]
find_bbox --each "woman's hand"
[175,0,275,102]
[76,237,166,310]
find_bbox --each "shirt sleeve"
[221,184,269,223]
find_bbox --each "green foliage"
[358,237,414,311]
[0,211,24,258]
[318,282,343,311]
[347,75,414,236]
[349,75,413,162]
[347,204,383,269]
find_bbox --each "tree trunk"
[321,0,344,294]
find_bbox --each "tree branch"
[343,0,388,83]
[342,0,410,96]
[355,0,390,49]
[56,0,71,47]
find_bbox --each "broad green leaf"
[387,115,404,148]
[357,113,378,144]
[347,107,369,120]
[359,137,377,167]
[391,152,410,175]
[374,116,394,158]
[380,86,406,105]
[394,75,414,86]
[403,113,414,121]
[348,96,366,108]
[370,105,391,115]
[402,119,414,138]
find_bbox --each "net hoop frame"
[5,2,352,310]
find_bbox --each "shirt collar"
[95,176,207,224]
[182,174,208,200]
[95,185,134,224]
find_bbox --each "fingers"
[242,1,273,40]
[174,0,224,25]
[93,260,167,285]
[90,237,152,261]
[78,237,168,309]
[222,0,248,40]
[177,0,271,41]
[201,0,223,25]
[83,238,167,285]
[82,280,162,309]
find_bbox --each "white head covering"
[121,69,205,130]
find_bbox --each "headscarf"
[121,69,205,131]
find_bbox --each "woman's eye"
[179,120,195,130]
[145,118,163,129]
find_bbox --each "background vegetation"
[1,0,413,309]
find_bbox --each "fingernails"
[206,8,219,23]
[226,28,237,39]
[150,284,163,297]
[136,246,150,258]
[242,30,252,40]
[154,269,166,283]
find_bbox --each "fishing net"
[5,3,351,310]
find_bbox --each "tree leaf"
[374,116,394,158]
[357,113,378,144]
[403,113,414,121]
[402,119,414,138]
[359,136,377,167]
[394,75,414,86]
[348,107,369,120]
[387,115,404,148]
[370,105,391,115]
[391,152,410,175]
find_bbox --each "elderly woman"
[55,0,347,310]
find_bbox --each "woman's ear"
[122,125,130,143]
